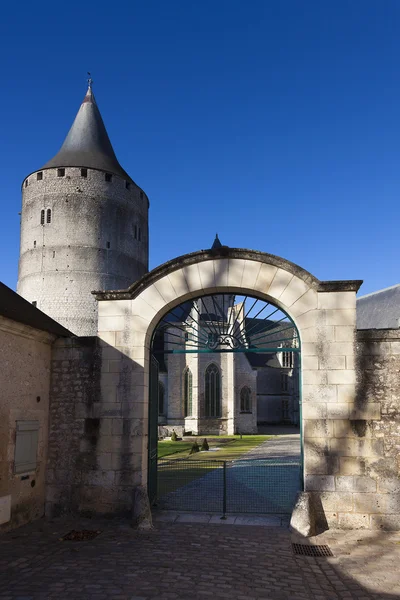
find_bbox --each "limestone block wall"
[0,317,55,532]
[304,327,400,531]
[18,167,149,336]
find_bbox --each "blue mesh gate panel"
[157,457,301,514]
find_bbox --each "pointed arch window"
[40,210,45,225]
[205,363,221,417]
[46,209,52,224]
[158,382,165,416]
[240,386,252,413]
[183,367,193,417]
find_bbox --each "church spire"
[211,233,222,249]
[42,80,133,182]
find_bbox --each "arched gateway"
[94,246,361,531]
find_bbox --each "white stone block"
[324,309,356,326]
[268,268,293,301]
[197,260,217,291]
[301,326,334,343]
[302,356,319,370]
[319,355,346,370]
[318,292,356,310]
[213,259,229,289]
[335,326,355,342]
[326,342,354,356]
[97,315,125,332]
[254,263,278,295]
[294,309,320,329]
[327,403,350,419]
[280,276,310,308]
[302,370,328,385]
[154,276,179,305]
[240,260,262,292]
[131,296,156,322]
[97,331,116,346]
[290,289,318,317]
[98,299,132,317]
[336,384,356,403]
[137,285,167,313]
[302,403,327,419]
[167,270,191,299]
[302,384,337,403]
[227,258,245,288]
[327,370,356,385]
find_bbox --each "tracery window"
[183,367,193,417]
[158,382,165,416]
[282,351,293,368]
[40,210,45,225]
[205,363,221,417]
[46,208,52,224]
[240,386,251,413]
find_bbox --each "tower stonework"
[17,83,149,335]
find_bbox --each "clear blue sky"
[1,1,399,295]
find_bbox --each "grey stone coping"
[92,247,363,300]
[357,328,400,341]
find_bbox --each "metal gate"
[148,292,303,511]
[157,457,301,515]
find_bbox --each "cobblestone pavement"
[1,516,400,600]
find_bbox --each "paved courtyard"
[1,515,400,600]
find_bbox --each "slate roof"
[357,284,400,329]
[42,83,133,183]
[0,282,72,337]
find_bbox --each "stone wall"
[0,317,55,532]
[46,336,103,516]
[304,328,400,530]
[18,167,149,336]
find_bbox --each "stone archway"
[95,247,361,529]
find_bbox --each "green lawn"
[157,435,273,496]
[158,435,272,461]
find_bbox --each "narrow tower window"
[81,168,87,178]
[53,251,56,258]
[105,173,112,182]
[46,209,52,224]
[32,301,37,307]
[158,382,165,416]
[106,241,110,249]
[57,168,65,177]
[37,172,43,181]
[138,228,141,242]
[140,191,143,199]
[33,241,36,248]
[25,179,28,187]
[125,181,130,190]
[240,386,252,413]
[134,225,137,239]
[40,210,45,225]
[183,368,193,417]
[205,363,221,418]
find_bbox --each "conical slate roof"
[42,82,133,182]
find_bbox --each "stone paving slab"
[0,516,399,599]
[153,511,287,527]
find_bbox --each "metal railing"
[157,457,301,515]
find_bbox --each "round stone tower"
[17,81,149,336]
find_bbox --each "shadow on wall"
[46,336,146,518]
